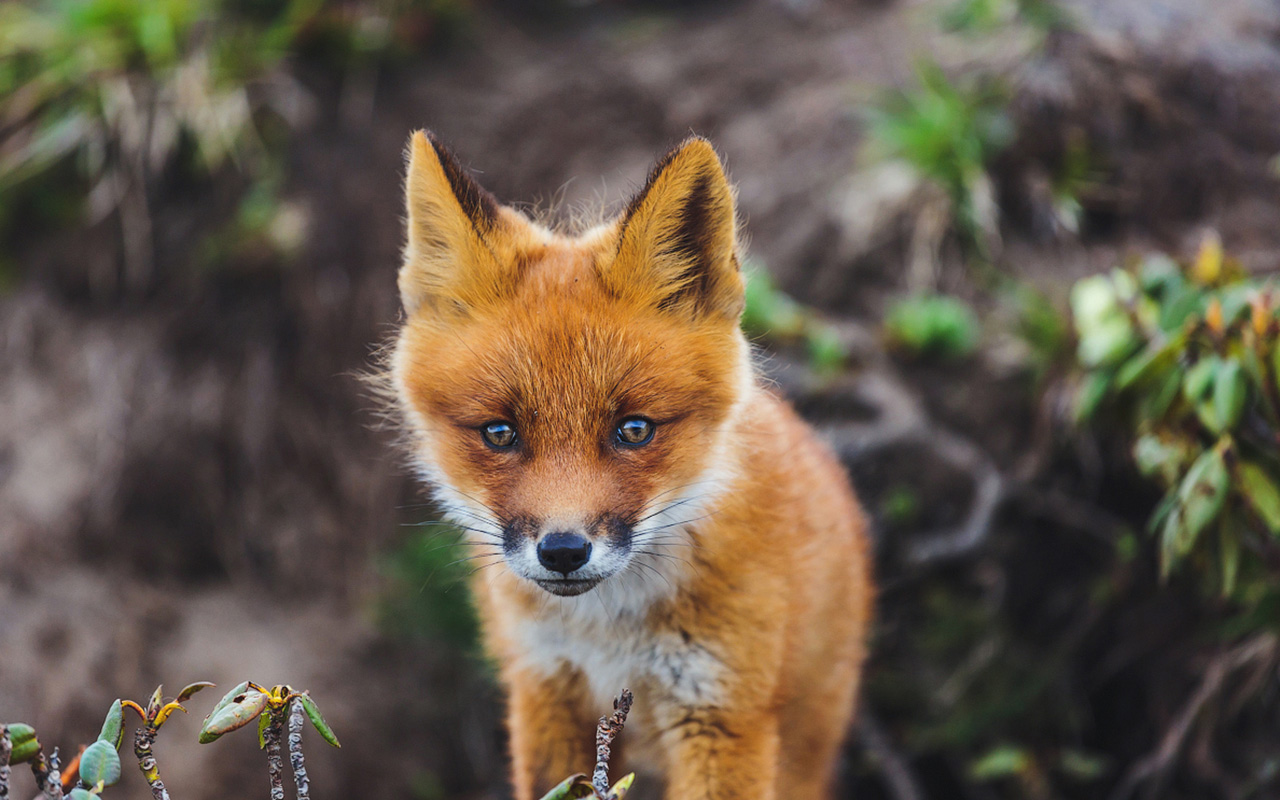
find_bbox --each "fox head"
[392,131,751,601]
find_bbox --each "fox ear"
[608,137,744,320]
[400,130,511,316]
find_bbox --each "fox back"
[390,131,873,800]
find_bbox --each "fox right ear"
[400,131,511,316]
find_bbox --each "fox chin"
[388,129,874,800]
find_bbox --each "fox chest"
[513,614,725,716]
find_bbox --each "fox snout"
[536,532,591,575]
[503,515,633,596]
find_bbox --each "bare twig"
[592,689,634,798]
[31,747,62,800]
[858,713,928,800]
[134,727,171,800]
[814,368,1008,564]
[287,701,310,800]
[263,710,286,800]
[0,725,11,800]
[1109,635,1279,800]
[905,426,1006,564]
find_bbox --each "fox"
[389,130,874,800]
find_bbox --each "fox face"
[393,132,752,600]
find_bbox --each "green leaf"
[1133,434,1184,485]
[69,789,95,800]
[198,689,268,744]
[177,682,215,703]
[1057,749,1107,782]
[1071,275,1120,328]
[79,739,122,787]
[1183,357,1219,403]
[1272,341,1280,395]
[295,694,340,748]
[1177,446,1230,555]
[148,684,164,715]
[203,681,249,725]
[969,745,1032,780]
[1238,460,1280,534]
[1159,503,1183,580]
[98,699,124,749]
[1077,315,1136,367]
[535,774,595,800]
[1211,360,1248,432]
[257,709,270,749]
[885,294,980,361]
[609,773,636,799]
[1140,367,1183,421]
[1074,372,1111,422]
[1219,520,1240,598]
[6,723,39,764]
[806,325,847,374]
[1114,337,1177,390]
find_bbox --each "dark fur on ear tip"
[621,135,720,227]
[421,130,501,230]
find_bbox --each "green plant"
[198,682,339,800]
[884,293,981,360]
[865,61,1013,257]
[941,0,1068,34]
[1070,235,1280,595]
[741,265,848,374]
[380,522,481,648]
[0,0,466,284]
[1,685,213,800]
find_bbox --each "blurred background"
[3,0,1280,798]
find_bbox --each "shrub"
[1070,235,1280,595]
[865,62,1013,257]
[884,293,981,361]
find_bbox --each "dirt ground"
[3,0,1280,798]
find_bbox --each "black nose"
[537,532,592,575]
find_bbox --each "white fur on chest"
[514,604,725,713]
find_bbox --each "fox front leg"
[507,669,596,800]
[660,707,780,800]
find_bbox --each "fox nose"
[537,532,592,575]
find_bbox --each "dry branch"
[592,690,634,798]
[31,748,62,800]
[263,711,286,800]
[134,727,170,800]
[287,700,310,800]
[1109,634,1279,800]
[0,725,10,800]
[858,713,927,800]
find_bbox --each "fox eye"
[616,417,655,446]
[481,421,518,449]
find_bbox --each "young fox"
[391,130,874,800]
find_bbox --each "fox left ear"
[607,137,744,321]
[400,130,515,317]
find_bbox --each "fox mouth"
[535,577,602,596]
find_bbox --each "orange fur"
[391,130,874,800]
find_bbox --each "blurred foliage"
[1071,234,1280,600]
[866,61,1012,258]
[379,523,481,649]
[1000,281,1071,380]
[884,292,981,361]
[940,0,1069,35]
[741,265,847,374]
[0,0,466,272]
